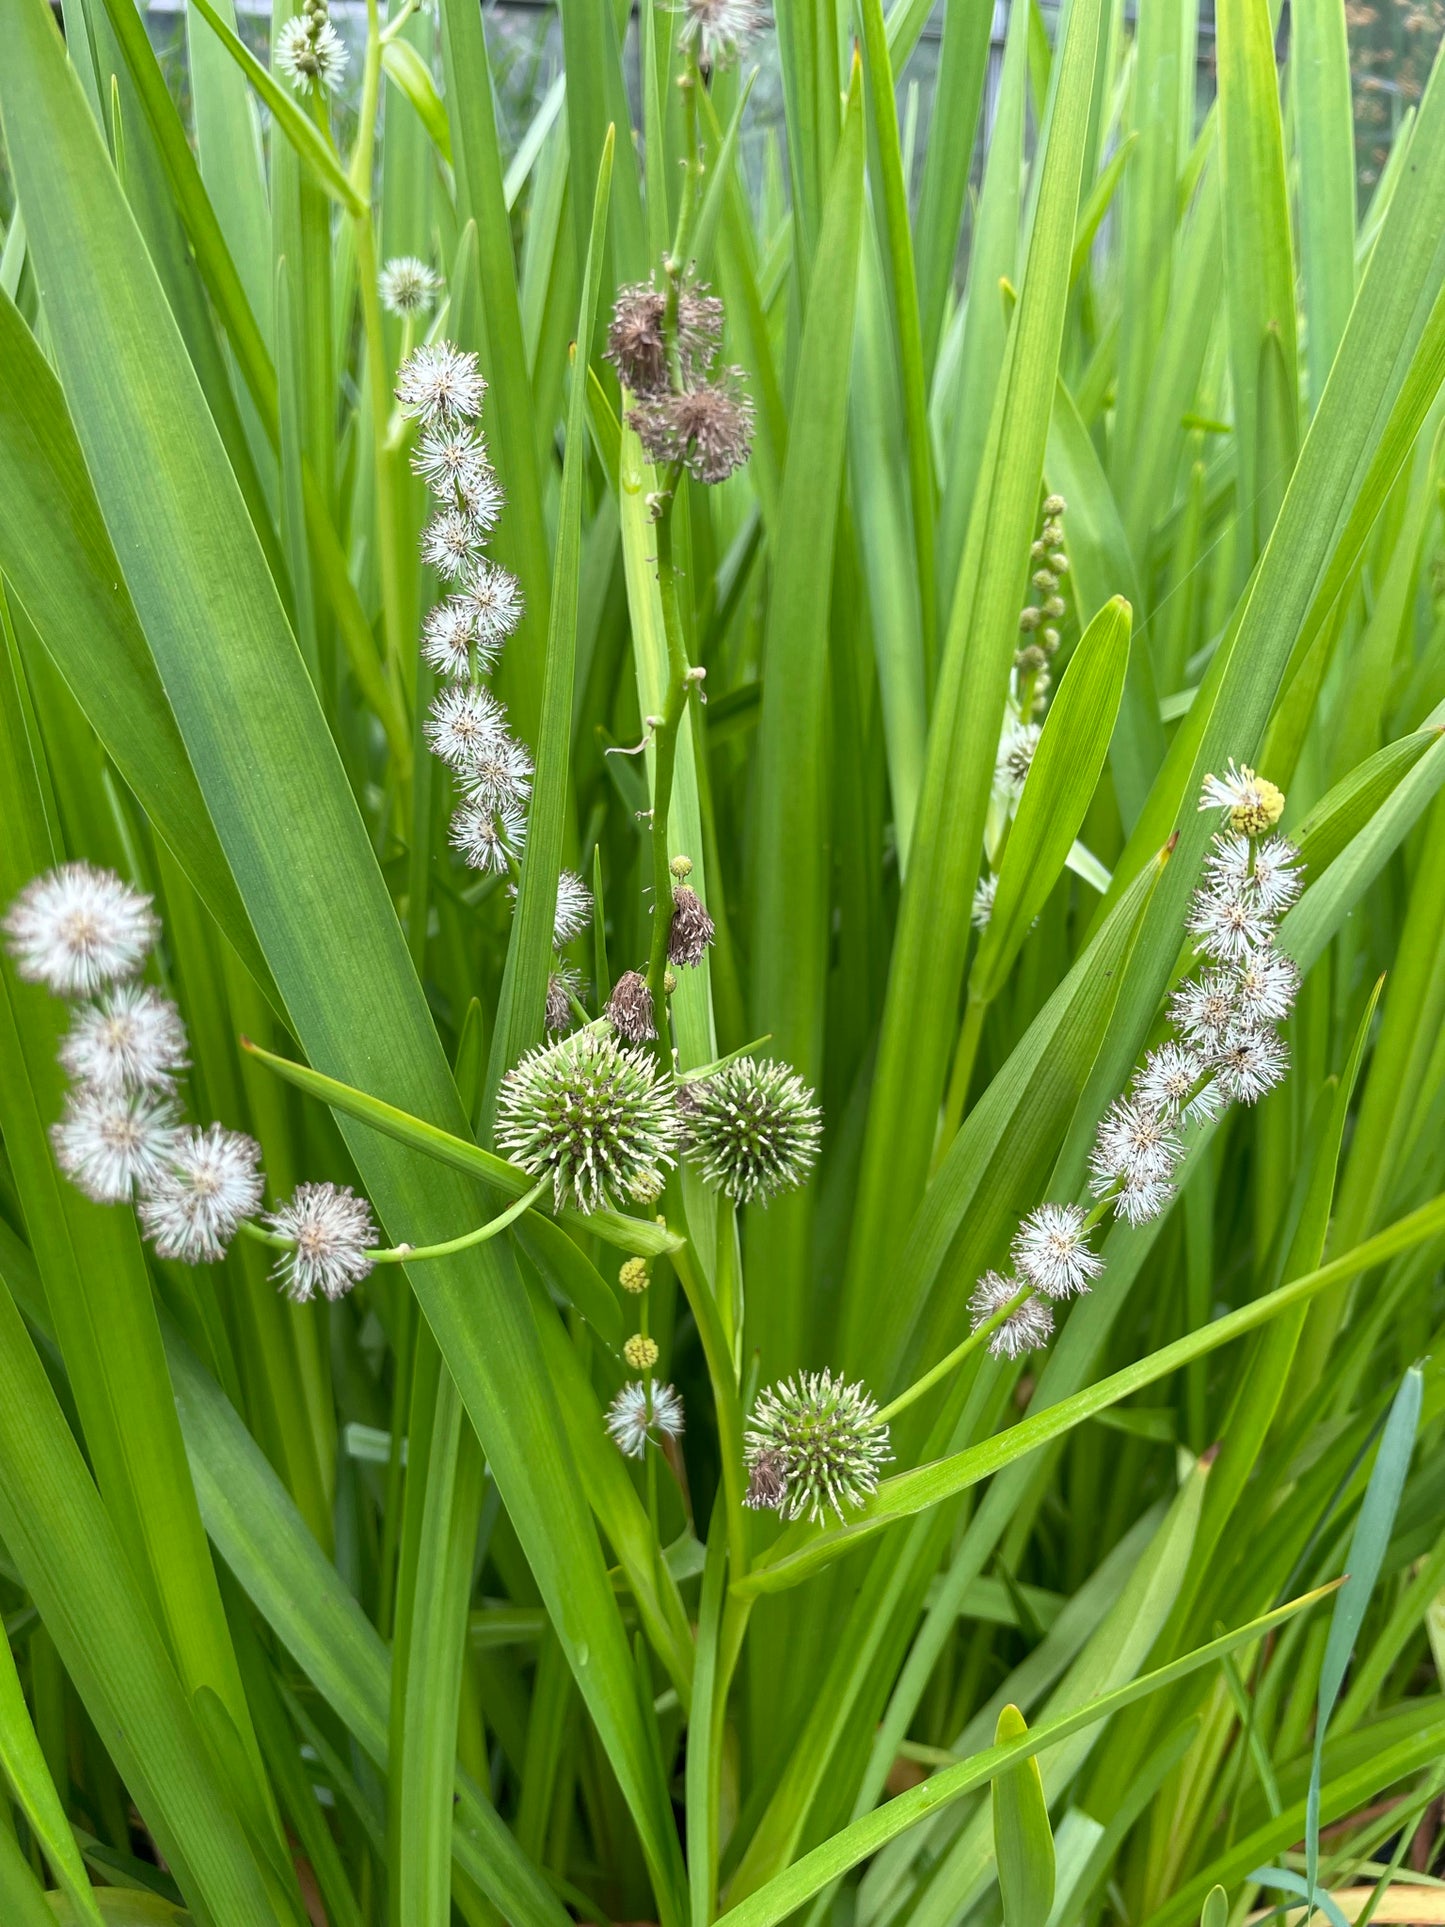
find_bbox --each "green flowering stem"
[661,64,702,381]
[348,0,409,714]
[672,1238,749,1580]
[644,487,698,1009]
[935,992,987,1164]
[237,1177,548,1267]
[875,1283,1034,1425]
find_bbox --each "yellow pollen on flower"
[624,1333,659,1370]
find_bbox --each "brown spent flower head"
[630,371,754,484]
[744,1446,788,1512]
[605,284,669,397]
[606,969,657,1044]
[668,884,716,967]
[624,1333,660,1370]
[619,1256,650,1293]
[545,970,575,1035]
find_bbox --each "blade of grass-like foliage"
[485,130,613,1112]
[858,0,936,668]
[915,0,993,377]
[841,0,1103,1366]
[558,0,645,288]
[0,1624,105,1927]
[736,1191,1445,1595]
[0,292,277,1006]
[993,1705,1055,1926]
[0,1827,55,1927]
[687,1509,728,1927]
[239,1037,675,1266]
[1305,1365,1422,1902]
[382,39,451,163]
[184,0,269,336]
[1217,0,1298,563]
[0,11,687,1913]
[935,0,1026,604]
[746,58,864,1373]
[713,1588,1337,1926]
[970,597,1130,1005]
[1293,0,1356,410]
[0,1277,298,1925]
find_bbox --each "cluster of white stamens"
[968,760,1303,1359]
[6,866,376,1300]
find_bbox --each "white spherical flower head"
[422,506,486,583]
[1197,759,1285,836]
[1132,1040,1221,1122]
[553,870,594,946]
[1233,946,1300,1025]
[1213,1027,1290,1106]
[605,1380,684,1459]
[454,465,505,533]
[139,1124,264,1263]
[274,15,348,93]
[1111,1165,1176,1227]
[465,560,524,646]
[268,1182,377,1301]
[971,872,997,931]
[411,424,491,496]
[1170,969,1241,1055]
[994,720,1041,800]
[1090,1096,1181,1197]
[969,1270,1054,1359]
[1186,882,1273,964]
[395,342,485,425]
[1250,835,1305,915]
[743,1370,891,1524]
[421,599,480,680]
[52,1086,178,1203]
[679,0,769,64]
[495,1029,679,1213]
[424,684,506,770]
[461,734,534,816]
[6,863,158,996]
[680,1057,822,1206]
[378,255,440,318]
[1011,1202,1103,1301]
[450,798,526,875]
[59,983,188,1093]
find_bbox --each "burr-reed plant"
[2,0,1445,1921]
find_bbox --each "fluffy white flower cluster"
[969,759,1304,1360]
[274,0,347,95]
[5,865,376,1301]
[398,342,592,964]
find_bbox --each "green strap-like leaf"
[992,1705,1056,1927]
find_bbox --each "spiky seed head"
[630,372,754,483]
[680,1056,821,1205]
[606,970,657,1044]
[267,1182,377,1301]
[139,1124,264,1263]
[676,286,726,378]
[624,1333,659,1370]
[605,283,670,397]
[744,1447,789,1511]
[52,1086,179,1202]
[1011,1202,1103,1301]
[743,1370,891,1523]
[396,343,485,425]
[619,1257,650,1293]
[667,885,715,967]
[969,1271,1055,1358]
[495,1029,679,1213]
[606,1380,684,1458]
[6,863,158,996]
[1198,760,1285,836]
[379,256,440,317]
[59,983,188,1093]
